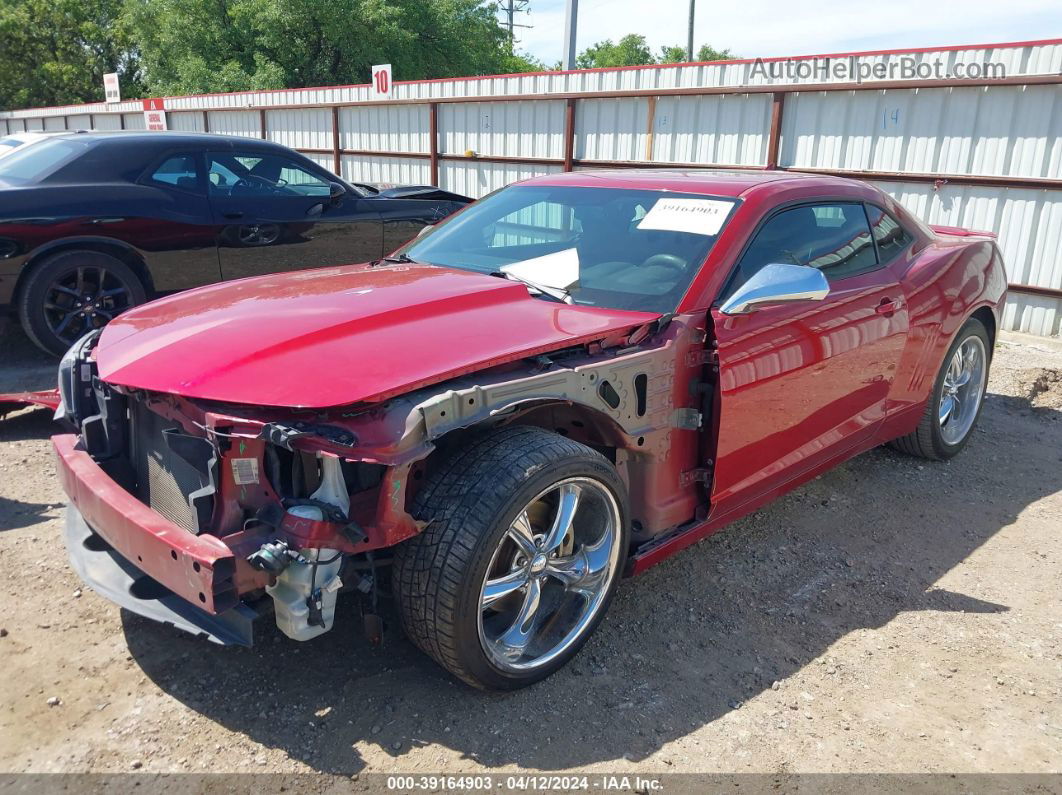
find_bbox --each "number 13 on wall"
[371,64,393,99]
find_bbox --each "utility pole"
[687,0,695,61]
[502,0,532,46]
[497,0,531,47]
[562,0,579,69]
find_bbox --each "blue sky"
[512,0,1062,65]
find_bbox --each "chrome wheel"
[43,265,134,346]
[939,335,987,446]
[477,477,622,673]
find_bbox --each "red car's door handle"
[876,297,901,316]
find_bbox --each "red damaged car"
[51,170,1006,690]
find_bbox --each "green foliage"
[0,3,733,111]
[0,0,543,109]
[0,0,143,110]
[576,35,737,69]
[656,43,737,65]
[658,45,689,64]
[696,44,735,62]
[124,0,541,94]
[576,34,654,69]
[499,49,547,75]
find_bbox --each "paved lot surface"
[0,322,1060,778]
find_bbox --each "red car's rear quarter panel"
[882,234,1007,438]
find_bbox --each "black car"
[0,132,471,355]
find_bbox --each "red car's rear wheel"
[890,317,991,460]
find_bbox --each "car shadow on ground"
[0,494,58,532]
[116,390,1062,775]
[0,405,54,442]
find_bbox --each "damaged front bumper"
[64,505,264,645]
[54,432,263,645]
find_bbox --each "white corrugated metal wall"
[2,39,1061,334]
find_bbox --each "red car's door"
[708,202,910,516]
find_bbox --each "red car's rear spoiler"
[929,224,998,239]
[0,389,61,417]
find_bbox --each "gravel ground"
[0,322,1060,779]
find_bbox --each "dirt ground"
[0,319,1060,780]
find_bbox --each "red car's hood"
[95,264,658,408]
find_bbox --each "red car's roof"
[523,169,863,199]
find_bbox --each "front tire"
[394,426,629,690]
[18,250,146,356]
[890,317,991,460]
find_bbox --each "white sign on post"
[142,98,167,131]
[370,64,393,99]
[103,72,120,104]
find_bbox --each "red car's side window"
[866,204,914,265]
[732,202,879,291]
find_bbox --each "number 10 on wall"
[371,64,393,99]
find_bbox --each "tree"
[501,49,546,74]
[576,34,654,69]
[658,45,688,64]
[122,0,541,95]
[696,44,735,62]
[0,0,143,110]
[578,36,736,69]
[658,43,736,64]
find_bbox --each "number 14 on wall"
[882,107,901,129]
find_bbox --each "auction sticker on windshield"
[637,198,732,236]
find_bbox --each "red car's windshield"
[402,185,738,314]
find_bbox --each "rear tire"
[889,317,991,460]
[18,250,146,356]
[394,426,629,690]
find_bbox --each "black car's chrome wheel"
[18,250,147,356]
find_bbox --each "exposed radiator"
[131,401,216,534]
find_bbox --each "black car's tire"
[889,317,992,460]
[394,426,629,691]
[17,250,147,356]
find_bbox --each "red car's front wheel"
[394,426,629,690]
